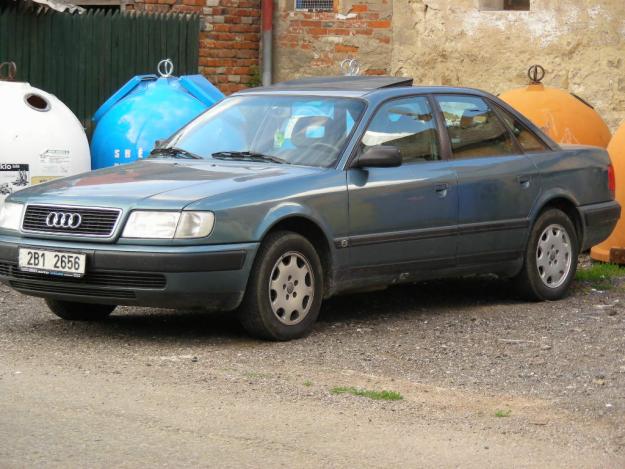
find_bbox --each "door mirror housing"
[353,145,402,168]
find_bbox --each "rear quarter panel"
[529,145,612,217]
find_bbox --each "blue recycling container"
[90,71,224,169]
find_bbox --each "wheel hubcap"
[536,223,572,289]
[268,251,314,326]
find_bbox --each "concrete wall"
[274,0,625,131]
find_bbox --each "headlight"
[0,202,24,231]
[122,210,214,239]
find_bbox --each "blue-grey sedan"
[0,76,620,340]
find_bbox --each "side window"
[361,96,440,163]
[495,104,550,152]
[436,95,516,159]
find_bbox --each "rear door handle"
[435,183,449,198]
[517,175,531,188]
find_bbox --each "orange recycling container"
[500,65,611,148]
[591,124,625,263]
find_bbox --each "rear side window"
[436,95,516,159]
[361,96,440,163]
[495,104,550,152]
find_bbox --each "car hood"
[10,159,325,210]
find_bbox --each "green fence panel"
[0,7,200,134]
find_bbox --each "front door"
[346,96,458,280]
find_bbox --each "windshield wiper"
[150,147,203,160]
[211,151,290,165]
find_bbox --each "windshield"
[162,95,366,168]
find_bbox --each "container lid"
[179,75,224,107]
[93,74,157,123]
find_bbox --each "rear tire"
[45,299,116,321]
[514,208,578,300]
[238,231,324,341]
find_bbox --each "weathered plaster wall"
[273,0,625,130]
[391,0,625,130]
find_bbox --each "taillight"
[608,163,616,198]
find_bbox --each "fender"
[253,202,336,243]
[528,187,581,224]
[254,203,347,296]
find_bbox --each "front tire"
[514,208,579,300]
[238,231,324,341]
[45,299,116,321]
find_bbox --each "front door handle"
[435,183,449,198]
[517,175,531,188]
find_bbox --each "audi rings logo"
[45,212,82,229]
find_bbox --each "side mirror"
[353,145,402,168]
[154,139,166,149]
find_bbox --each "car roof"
[240,76,414,92]
[235,76,494,100]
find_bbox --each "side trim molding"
[335,218,529,248]
[458,218,529,235]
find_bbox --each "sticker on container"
[40,149,71,177]
[31,176,59,185]
[0,163,30,200]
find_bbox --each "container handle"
[157,59,174,78]
[528,64,545,84]
[0,61,17,81]
[340,58,360,77]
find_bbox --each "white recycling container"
[0,62,91,204]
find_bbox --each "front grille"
[10,280,136,299]
[22,205,121,237]
[0,262,166,289]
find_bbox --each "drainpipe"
[261,0,273,86]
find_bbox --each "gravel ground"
[1,258,624,468]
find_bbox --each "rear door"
[346,95,458,277]
[433,94,542,265]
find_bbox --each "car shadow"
[318,275,520,324]
[93,309,247,343]
[32,275,523,344]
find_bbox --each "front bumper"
[0,235,258,310]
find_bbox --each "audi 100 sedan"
[0,76,620,340]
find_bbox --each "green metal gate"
[0,7,200,132]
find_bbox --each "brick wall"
[123,0,261,93]
[273,0,393,82]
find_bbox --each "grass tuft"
[303,380,313,387]
[495,409,512,417]
[576,262,625,289]
[330,386,403,401]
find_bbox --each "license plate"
[18,248,86,278]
